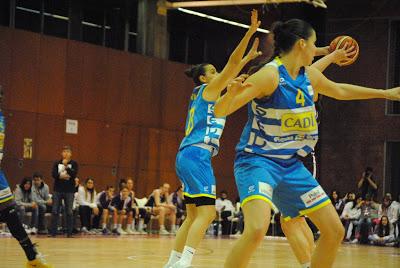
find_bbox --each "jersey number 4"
[296,89,305,107]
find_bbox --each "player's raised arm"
[203,9,262,101]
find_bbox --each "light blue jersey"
[0,111,13,204]
[176,84,225,200]
[179,84,226,156]
[236,57,318,160]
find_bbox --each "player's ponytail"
[184,63,209,86]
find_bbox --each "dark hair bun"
[271,21,284,36]
[184,66,195,78]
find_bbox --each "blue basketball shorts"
[234,152,330,221]
[176,146,216,199]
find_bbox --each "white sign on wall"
[66,119,78,134]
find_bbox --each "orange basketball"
[329,35,359,66]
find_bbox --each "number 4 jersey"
[179,84,226,156]
[236,57,319,160]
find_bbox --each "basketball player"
[215,19,400,268]
[0,87,53,267]
[163,10,263,268]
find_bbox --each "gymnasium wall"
[0,26,246,197]
[320,0,400,198]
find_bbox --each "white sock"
[102,223,107,229]
[166,250,181,265]
[180,246,195,266]
[117,224,122,229]
[127,224,132,230]
[113,224,117,229]
[138,219,144,231]
[175,225,180,230]
[301,262,311,268]
[160,225,166,231]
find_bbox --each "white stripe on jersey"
[252,102,316,120]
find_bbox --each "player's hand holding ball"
[329,36,359,66]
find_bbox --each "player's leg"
[164,203,196,268]
[224,199,272,268]
[1,204,52,267]
[281,217,314,267]
[307,204,344,268]
[173,202,215,268]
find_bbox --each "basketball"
[329,36,359,66]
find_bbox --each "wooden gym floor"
[0,235,399,267]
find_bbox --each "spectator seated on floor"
[15,177,39,234]
[341,193,361,242]
[352,195,378,244]
[31,172,52,234]
[368,216,396,246]
[378,194,399,238]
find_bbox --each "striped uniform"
[176,84,226,199]
[0,111,13,205]
[235,58,330,220]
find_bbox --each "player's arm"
[203,10,261,101]
[214,66,279,117]
[311,44,356,72]
[315,46,330,57]
[307,66,400,101]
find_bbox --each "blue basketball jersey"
[179,84,226,156]
[0,111,12,203]
[236,57,318,159]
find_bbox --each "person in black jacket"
[49,145,78,237]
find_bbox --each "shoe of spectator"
[125,228,135,235]
[81,227,90,234]
[102,228,111,235]
[170,229,177,235]
[112,228,121,235]
[385,242,395,247]
[159,229,170,235]
[117,227,127,235]
[30,227,37,235]
[138,229,147,235]
[350,239,359,244]
[131,229,141,235]
[26,253,53,268]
